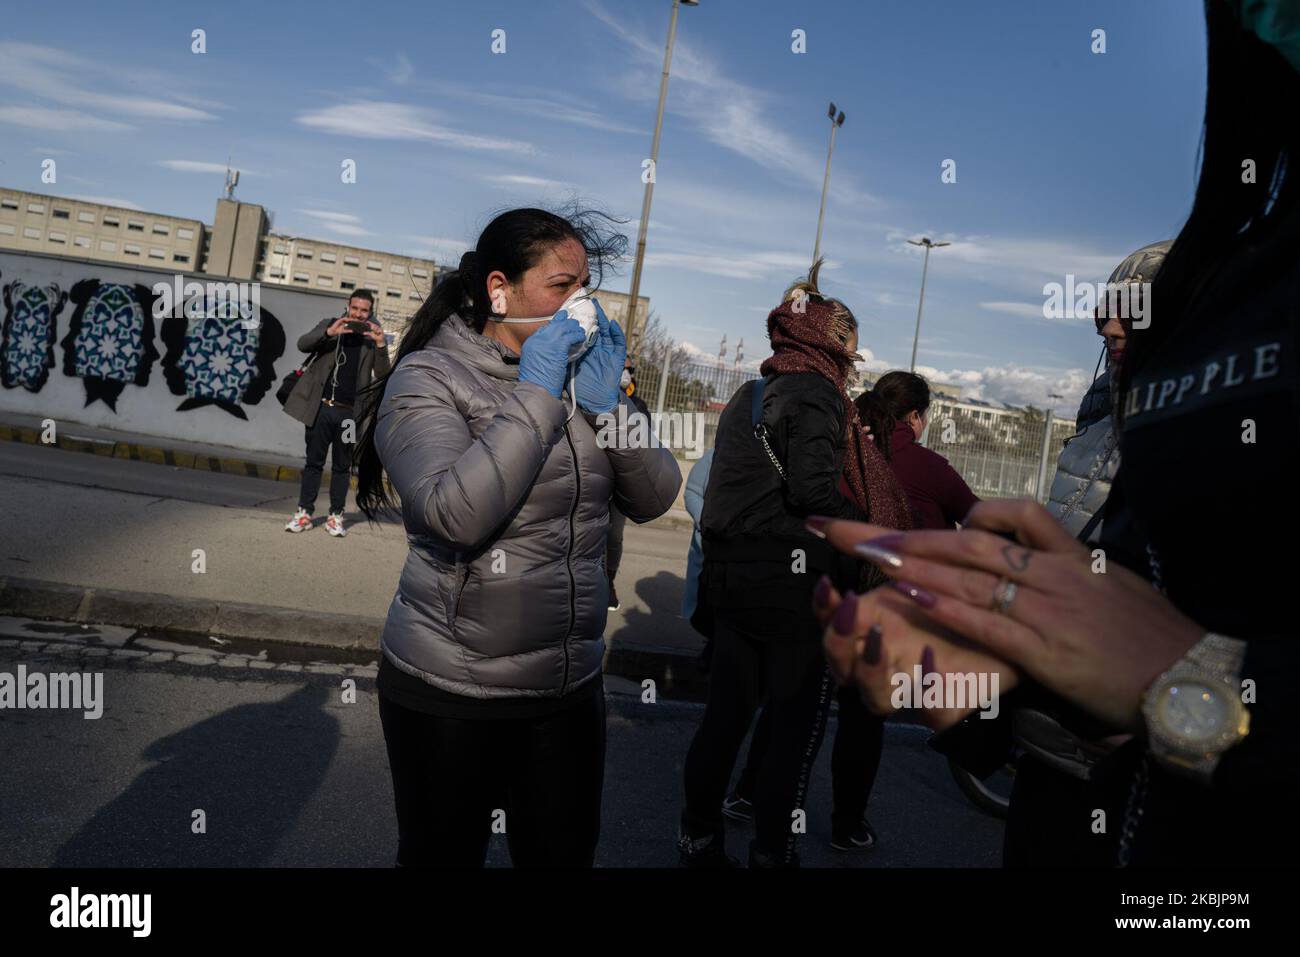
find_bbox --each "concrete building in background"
[0,188,206,270]
[0,186,651,348]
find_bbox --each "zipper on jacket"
[561,423,580,694]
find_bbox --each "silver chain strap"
[1117,752,1150,868]
[755,424,787,482]
[1116,542,1167,867]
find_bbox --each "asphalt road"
[0,439,1005,867]
[0,619,1006,868]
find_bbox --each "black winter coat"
[697,372,864,640]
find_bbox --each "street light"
[906,236,950,372]
[812,102,846,268]
[625,0,698,362]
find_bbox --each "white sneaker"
[326,513,347,537]
[285,508,313,533]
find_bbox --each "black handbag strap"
[750,375,768,428]
[1077,496,1107,544]
[751,376,787,482]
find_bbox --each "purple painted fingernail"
[921,645,936,678]
[862,624,882,665]
[891,579,936,608]
[854,541,903,568]
[832,591,858,635]
[869,534,906,550]
[813,574,832,608]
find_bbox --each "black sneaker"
[721,792,754,823]
[607,581,620,611]
[677,830,739,868]
[830,819,878,851]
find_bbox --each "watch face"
[1155,680,1234,748]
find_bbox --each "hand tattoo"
[1001,544,1032,572]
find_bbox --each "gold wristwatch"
[1140,633,1251,781]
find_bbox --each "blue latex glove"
[573,301,626,414]
[518,313,586,398]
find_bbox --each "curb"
[0,422,308,485]
[0,575,706,697]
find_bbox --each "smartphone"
[346,321,370,334]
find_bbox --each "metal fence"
[919,399,1076,502]
[631,346,1078,503]
[632,353,759,452]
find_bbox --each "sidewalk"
[0,435,706,695]
[0,410,694,526]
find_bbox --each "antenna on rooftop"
[224,158,239,200]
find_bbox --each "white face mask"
[620,369,632,389]
[493,287,599,361]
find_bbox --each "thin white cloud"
[888,230,1124,291]
[481,173,574,191]
[0,42,217,122]
[584,1,878,208]
[296,101,537,155]
[297,209,364,225]
[385,53,414,85]
[644,248,809,281]
[469,90,644,135]
[158,159,259,176]
[279,209,375,237]
[404,234,473,265]
[0,106,131,132]
[979,301,1047,319]
[321,222,374,238]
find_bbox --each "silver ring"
[992,578,1017,616]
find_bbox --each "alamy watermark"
[595,405,706,459]
[151,275,262,329]
[891,665,1000,719]
[1042,276,1151,328]
[0,665,103,719]
[50,887,150,937]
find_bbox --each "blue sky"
[0,0,1208,413]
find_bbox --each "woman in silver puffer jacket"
[354,208,681,868]
[1046,240,1172,544]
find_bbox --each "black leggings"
[378,690,606,868]
[738,684,885,830]
[682,612,834,864]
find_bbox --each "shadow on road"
[54,683,339,867]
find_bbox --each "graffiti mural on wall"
[1,271,68,392]
[0,260,321,434]
[59,279,161,410]
[160,297,285,419]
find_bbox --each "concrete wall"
[0,248,358,460]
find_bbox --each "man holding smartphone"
[282,289,391,537]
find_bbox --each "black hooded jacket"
[696,372,864,637]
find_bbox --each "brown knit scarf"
[760,299,913,536]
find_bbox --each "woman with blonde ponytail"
[678,261,911,868]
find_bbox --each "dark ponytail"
[354,204,627,521]
[854,371,930,460]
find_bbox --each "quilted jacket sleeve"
[374,354,568,550]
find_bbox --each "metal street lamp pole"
[812,103,845,267]
[626,0,698,362]
[907,236,949,372]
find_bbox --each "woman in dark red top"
[855,372,978,529]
